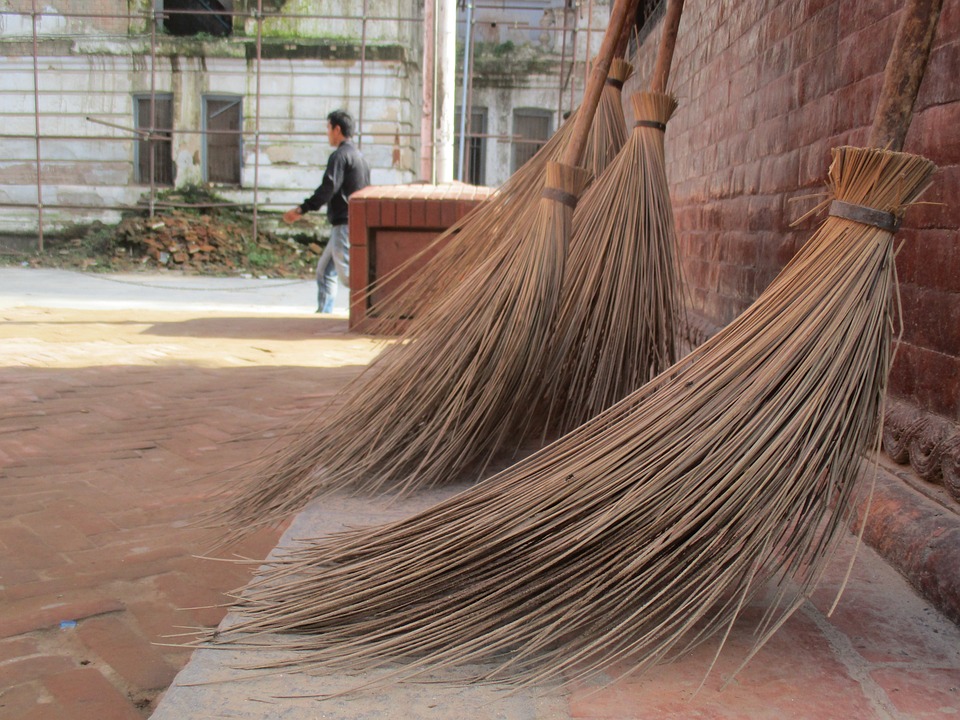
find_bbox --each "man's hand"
[282,207,303,224]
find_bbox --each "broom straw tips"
[540,87,683,435]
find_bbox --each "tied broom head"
[205,146,935,689]
[357,60,633,334]
[541,90,684,436]
[580,57,634,177]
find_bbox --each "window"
[454,107,487,186]
[203,96,242,185]
[512,108,552,173]
[634,0,666,46]
[134,94,174,186]
[162,0,233,37]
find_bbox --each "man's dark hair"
[327,110,355,138]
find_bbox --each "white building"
[0,0,610,235]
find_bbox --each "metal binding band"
[605,78,624,90]
[542,188,579,209]
[829,200,901,233]
[635,120,667,132]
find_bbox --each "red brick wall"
[625,0,959,421]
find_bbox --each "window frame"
[455,105,488,186]
[511,107,553,174]
[202,94,244,186]
[133,92,175,187]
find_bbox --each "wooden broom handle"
[559,0,634,168]
[869,0,944,151]
[613,0,644,60]
[649,0,685,94]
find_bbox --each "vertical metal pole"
[569,8,578,112]
[557,0,568,120]
[148,6,158,218]
[456,0,474,182]
[420,0,436,181]
[252,0,263,241]
[31,0,44,251]
[359,0,367,149]
[463,8,476,183]
[584,0,594,88]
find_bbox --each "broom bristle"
[205,146,935,688]
[204,66,632,540]
[207,161,591,539]
[542,90,684,436]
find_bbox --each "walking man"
[283,110,370,313]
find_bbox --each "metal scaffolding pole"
[456,0,474,182]
[30,0,44,251]
[148,6,159,219]
[4,2,582,245]
[359,0,368,149]
[250,1,264,242]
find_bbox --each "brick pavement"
[3,303,960,720]
[0,306,382,718]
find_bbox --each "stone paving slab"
[151,488,571,720]
[154,483,960,720]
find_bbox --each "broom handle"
[869,0,944,151]
[613,0,644,60]
[560,0,634,168]
[649,0,685,94]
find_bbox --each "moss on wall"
[251,39,406,61]
[470,41,555,89]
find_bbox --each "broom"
[206,0,941,688]
[540,0,686,436]
[359,56,634,333]
[209,0,636,535]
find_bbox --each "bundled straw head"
[581,57,634,176]
[540,89,684,435]
[630,89,678,126]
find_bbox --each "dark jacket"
[299,140,370,225]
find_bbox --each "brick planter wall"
[347,183,494,331]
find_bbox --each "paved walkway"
[0,269,379,718]
[0,267,346,315]
[1,268,959,719]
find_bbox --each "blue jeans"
[316,224,350,313]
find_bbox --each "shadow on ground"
[142,316,363,341]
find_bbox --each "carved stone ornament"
[883,399,960,504]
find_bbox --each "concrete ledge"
[855,457,960,625]
[152,460,960,719]
[150,484,570,719]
